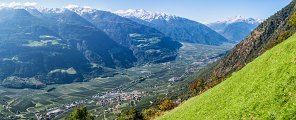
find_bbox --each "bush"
[189,80,206,95]
[142,107,161,120]
[158,99,176,111]
[289,12,296,27]
[65,106,94,120]
[277,31,293,42]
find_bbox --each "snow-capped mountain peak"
[64,4,96,15]
[114,9,177,22]
[215,16,262,25]
[39,5,95,15]
[39,8,68,14]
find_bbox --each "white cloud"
[0,2,38,9]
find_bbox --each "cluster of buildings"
[35,90,147,120]
[35,100,86,120]
[93,90,147,107]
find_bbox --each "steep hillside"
[69,8,182,64]
[190,0,296,93]
[0,8,136,89]
[115,9,230,45]
[41,8,137,68]
[0,7,183,89]
[208,16,261,42]
[160,32,296,120]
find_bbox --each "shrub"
[277,31,293,42]
[189,80,207,95]
[158,99,176,111]
[289,12,296,27]
[142,107,161,120]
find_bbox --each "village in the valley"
[35,90,147,120]
[0,42,226,120]
[36,49,222,119]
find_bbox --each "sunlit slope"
[160,33,296,120]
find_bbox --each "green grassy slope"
[159,33,296,120]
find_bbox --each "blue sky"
[0,0,292,23]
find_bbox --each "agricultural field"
[0,43,232,119]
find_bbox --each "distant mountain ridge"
[67,7,182,64]
[115,9,230,45]
[0,7,181,89]
[213,16,262,24]
[208,16,262,42]
[115,9,178,22]
[0,8,141,88]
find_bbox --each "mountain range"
[0,8,140,88]
[208,16,262,42]
[69,7,182,64]
[115,9,230,45]
[0,7,181,88]
[0,6,239,89]
[0,1,292,120]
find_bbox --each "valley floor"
[0,43,232,119]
